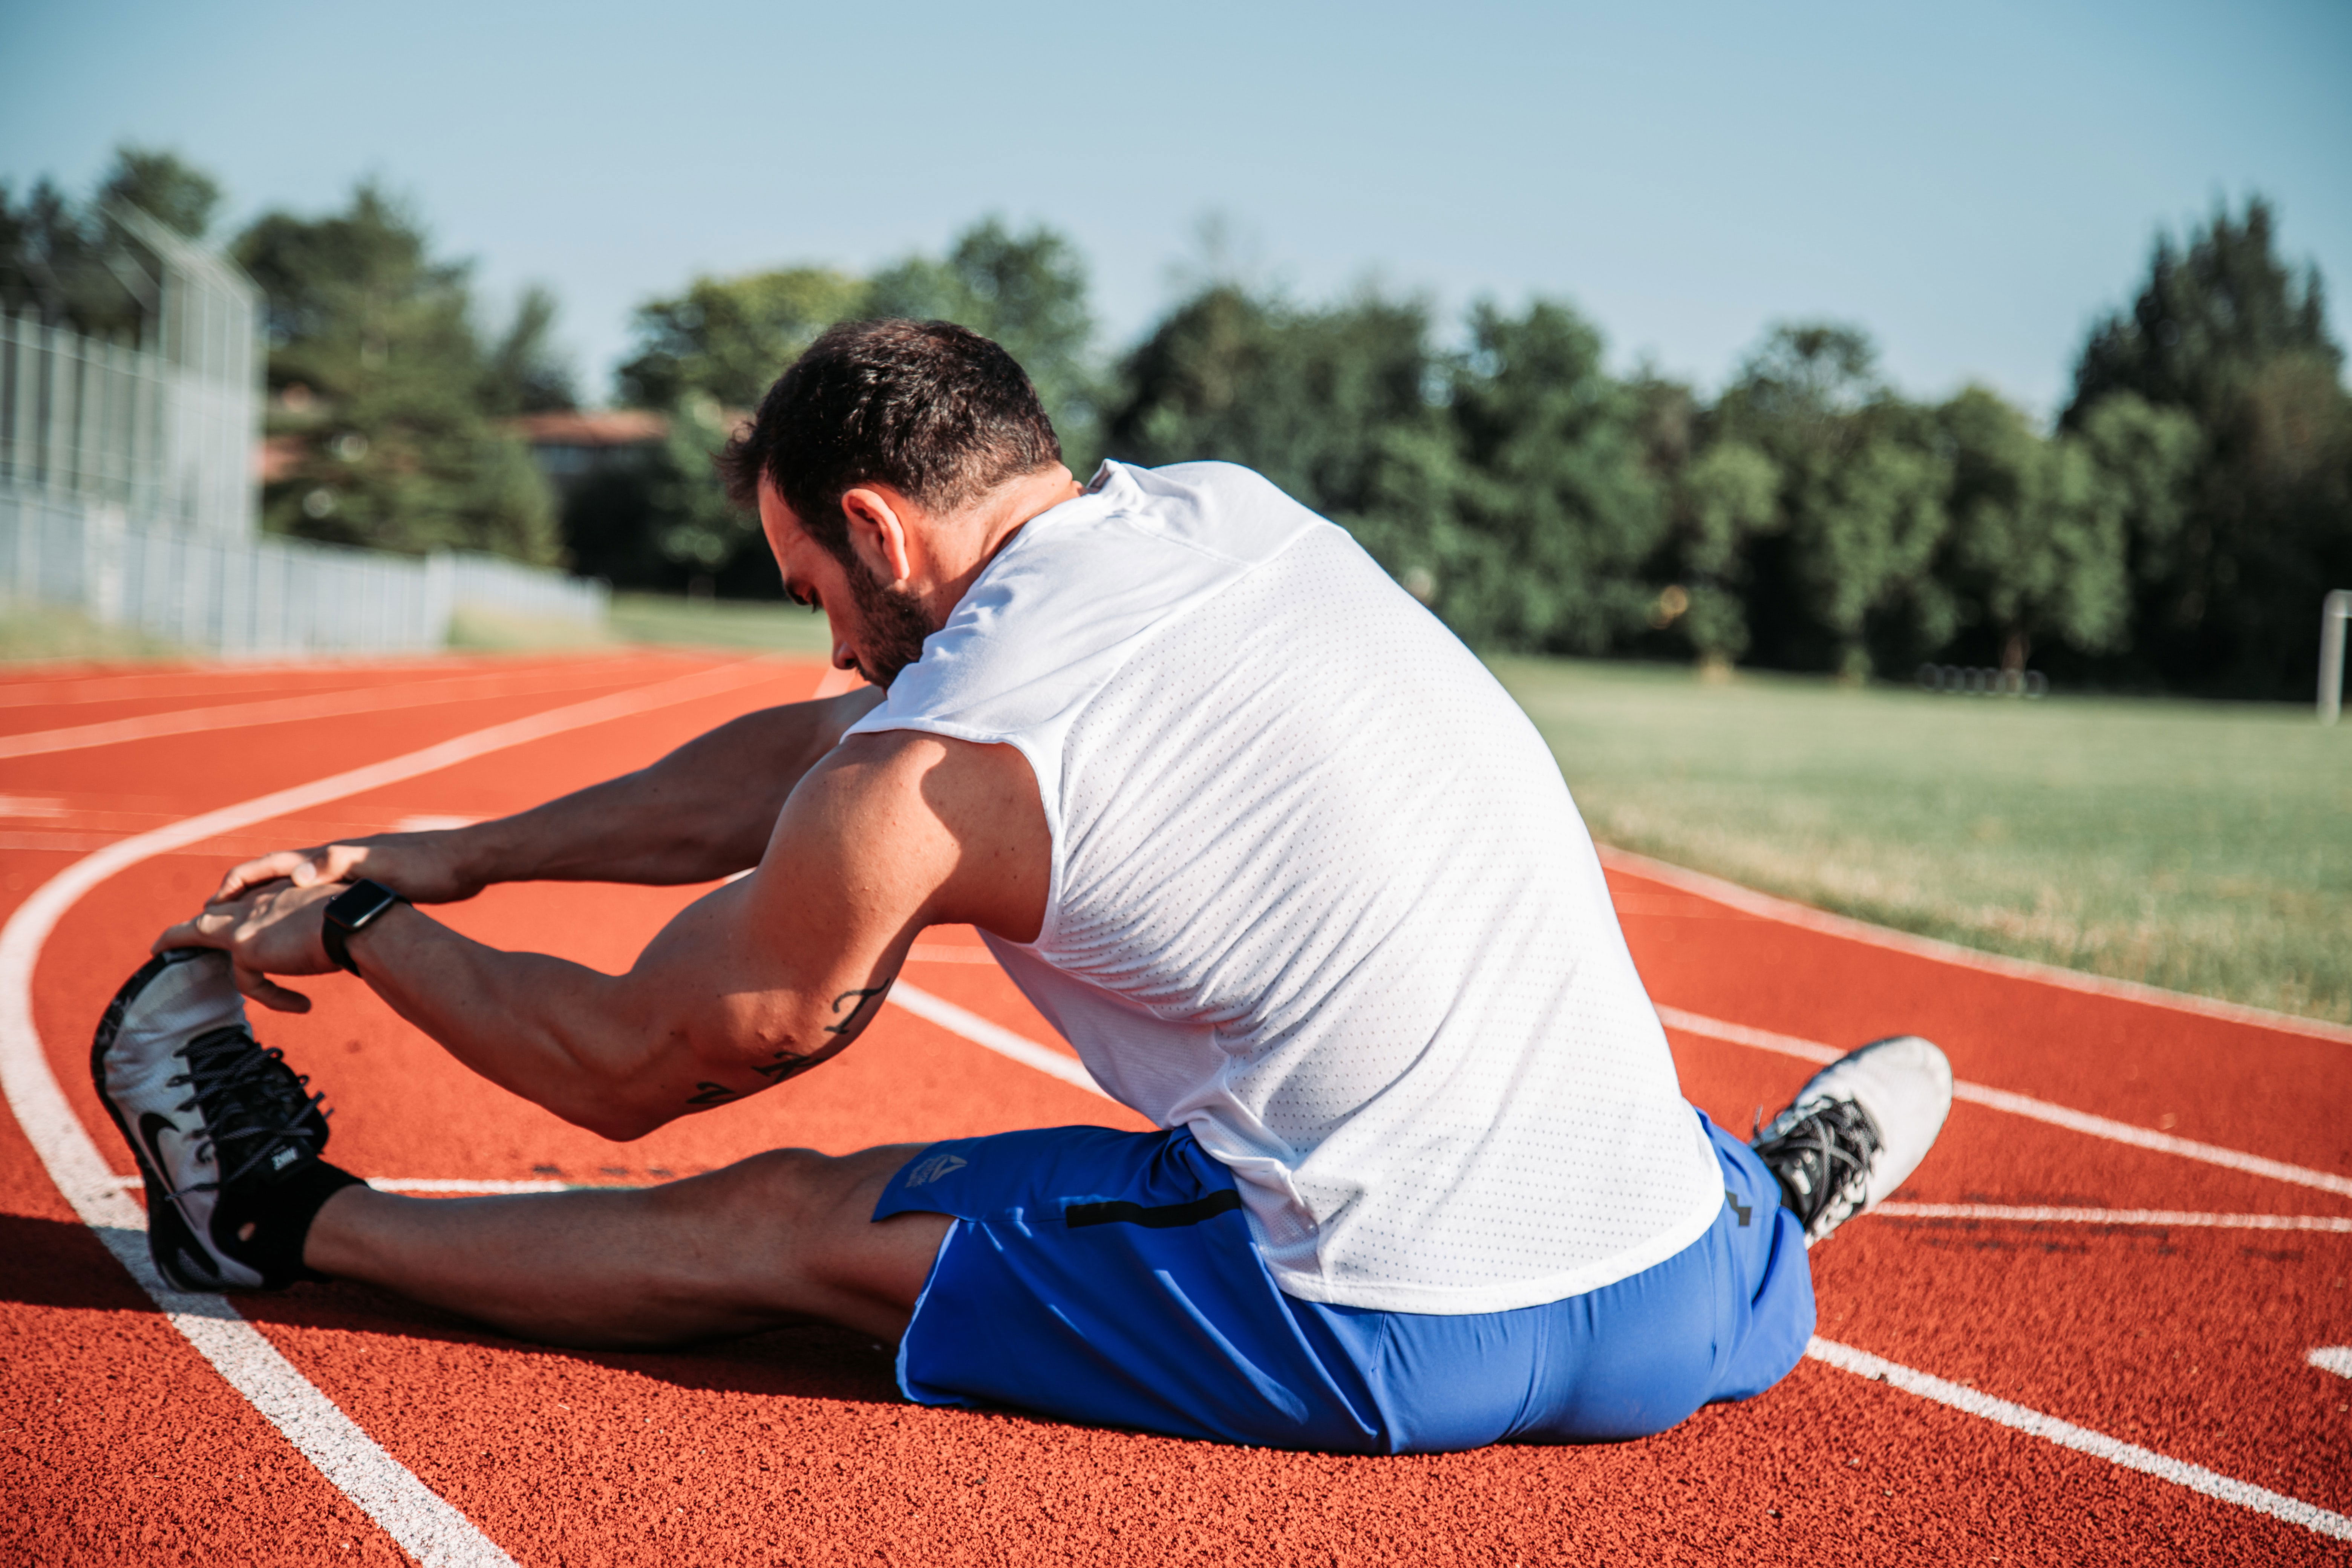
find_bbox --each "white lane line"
[810,666,863,698]
[1604,846,2352,1047]
[0,657,492,710]
[115,1176,583,1196]
[0,656,789,1566]
[83,1219,513,1567]
[887,981,1109,1099]
[1657,1005,2352,1200]
[1871,1203,2352,1232]
[0,659,680,760]
[2310,1348,2352,1380]
[1808,1337,2352,1542]
[904,945,1001,965]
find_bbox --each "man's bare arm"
[166,729,1050,1136]
[215,686,884,904]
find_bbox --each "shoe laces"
[1752,1096,1883,1236]
[163,1024,329,1196]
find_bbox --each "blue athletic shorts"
[871,1109,1814,1452]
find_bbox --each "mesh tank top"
[845,460,1721,1312]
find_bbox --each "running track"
[2,651,2346,1565]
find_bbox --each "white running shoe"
[1751,1035,1953,1245]
[91,948,347,1291]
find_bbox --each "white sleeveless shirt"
[845,461,1723,1314]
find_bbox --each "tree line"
[6,150,2344,697]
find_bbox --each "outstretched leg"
[94,947,949,1348]
[303,1145,948,1347]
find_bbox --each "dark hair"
[717,318,1062,559]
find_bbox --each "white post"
[2322,589,2352,725]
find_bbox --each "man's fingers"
[290,844,371,887]
[235,965,312,1014]
[216,849,321,901]
[151,911,231,955]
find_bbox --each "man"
[96,319,1951,1452]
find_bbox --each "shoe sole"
[90,949,231,1293]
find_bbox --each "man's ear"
[838,487,915,586]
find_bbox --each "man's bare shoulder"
[772,725,1050,943]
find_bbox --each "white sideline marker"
[1810,1338,2352,1541]
[0,660,665,761]
[1606,846,2352,1047]
[888,981,1110,1098]
[2312,1347,2352,1381]
[1871,1203,2352,1232]
[0,657,787,1567]
[1654,1005,2352,1200]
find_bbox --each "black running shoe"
[1752,1035,1952,1246]
[91,948,356,1291]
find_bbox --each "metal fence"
[0,486,606,655]
[0,206,604,657]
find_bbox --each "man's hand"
[213,830,482,906]
[155,878,345,1014]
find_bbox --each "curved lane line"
[0,656,785,1568]
[1657,1004,2352,1200]
[1604,846,2352,1047]
[1808,1337,2352,1541]
[0,658,680,761]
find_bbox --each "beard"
[843,551,942,689]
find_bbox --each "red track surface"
[3,653,2347,1565]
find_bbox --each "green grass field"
[0,601,186,662]
[1492,657,2351,1026]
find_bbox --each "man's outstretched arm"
[214,686,884,905]
[163,729,1049,1139]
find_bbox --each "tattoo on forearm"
[681,979,895,1108]
[824,983,891,1037]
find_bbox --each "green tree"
[1663,436,1779,663]
[1936,385,2132,669]
[2064,198,2351,694]
[1109,283,1433,521]
[616,266,865,410]
[235,182,560,563]
[0,146,222,339]
[479,283,578,415]
[867,218,1102,468]
[1717,323,1951,677]
[96,147,222,240]
[1385,299,1669,652]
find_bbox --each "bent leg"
[301,1143,950,1349]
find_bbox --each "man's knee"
[652,1146,867,1233]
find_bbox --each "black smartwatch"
[322,879,405,976]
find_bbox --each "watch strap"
[322,879,403,977]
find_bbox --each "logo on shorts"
[903,1153,969,1188]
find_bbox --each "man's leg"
[303,1144,952,1348]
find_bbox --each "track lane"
[1608,864,2352,1186]
[7,654,2349,1562]
[5,655,815,1564]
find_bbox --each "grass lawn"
[0,601,185,662]
[606,592,834,655]
[1493,657,2352,1026]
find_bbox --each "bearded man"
[96,318,1949,1452]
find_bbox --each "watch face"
[329,879,400,928]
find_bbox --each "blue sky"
[4,0,2345,418]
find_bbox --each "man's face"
[758,481,940,688]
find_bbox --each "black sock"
[212,1159,366,1288]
